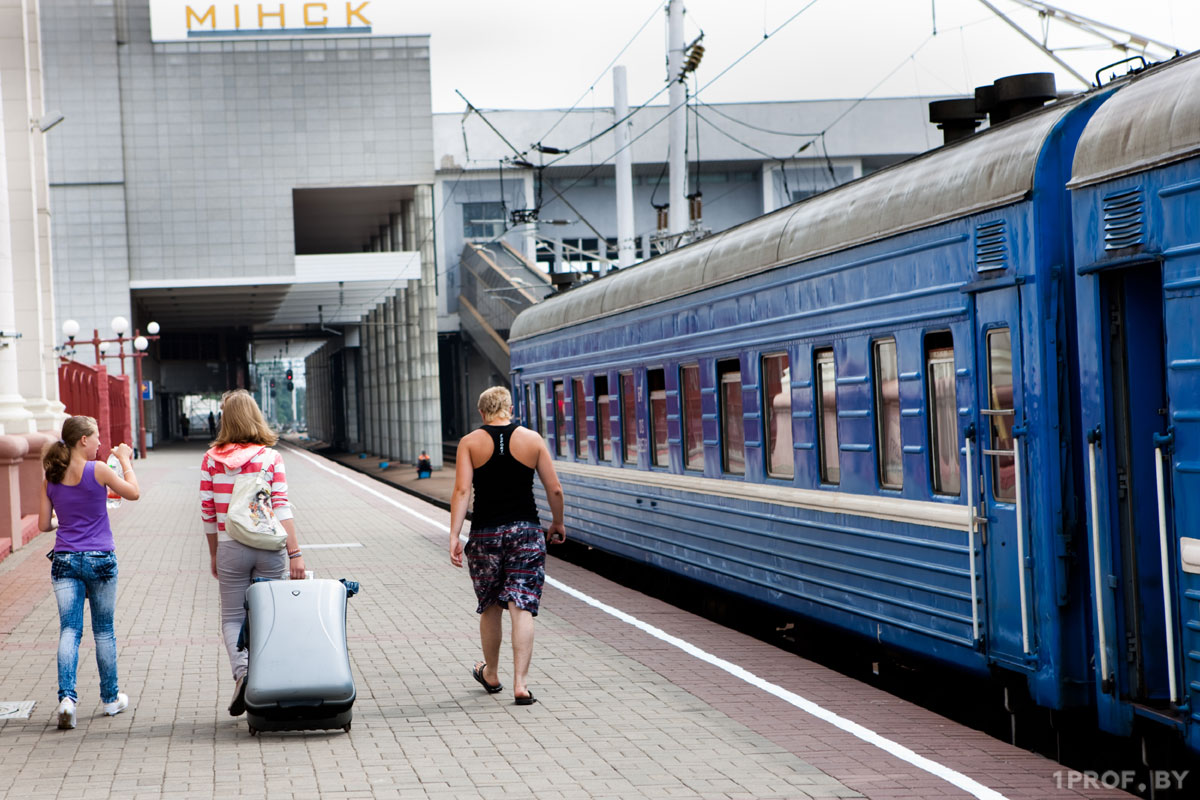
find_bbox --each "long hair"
[43,416,98,484]
[211,389,277,447]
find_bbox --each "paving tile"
[0,443,1140,800]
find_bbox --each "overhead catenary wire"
[538,0,828,196]
[533,0,664,148]
[696,99,821,138]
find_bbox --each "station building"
[39,0,443,468]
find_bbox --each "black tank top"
[471,422,540,529]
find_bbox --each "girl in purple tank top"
[37,415,140,730]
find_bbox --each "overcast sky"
[406,0,1200,115]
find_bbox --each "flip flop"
[514,692,537,706]
[471,663,503,694]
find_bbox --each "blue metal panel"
[535,476,987,672]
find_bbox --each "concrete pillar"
[366,307,379,455]
[392,287,408,463]
[344,328,360,450]
[390,212,412,463]
[414,185,443,469]
[382,297,397,460]
[404,280,419,464]
[372,303,385,456]
[1,0,63,432]
[0,68,35,437]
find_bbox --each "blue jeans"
[50,551,120,703]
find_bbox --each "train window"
[925,333,961,495]
[595,374,612,462]
[719,360,745,475]
[620,372,637,463]
[987,328,1016,502]
[524,385,538,432]
[681,363,703,471]
[573,377,589,460]
[648,368,668,466]
[553,380,566,457]
[762,352,793,478]
[873,338,903,489]
[815,349,840,484]
[536,382,546,438]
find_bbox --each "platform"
[0,443,1135,799]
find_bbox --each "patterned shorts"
[465,522,547,616]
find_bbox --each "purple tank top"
[46,461,115,552]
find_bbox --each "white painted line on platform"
[286,447,1010,800]
[305,543,364,549]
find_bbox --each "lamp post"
[60,317,161,458]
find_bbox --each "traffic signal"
[286,368,293,380]
[286,381,294,392]
[270,379,276,389]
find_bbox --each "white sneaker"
[103,692,128,716]
[55,698,76,730]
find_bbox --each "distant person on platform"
[38,416,141,729]
[180,414,189,441]
[417,450,432,478]
[449,386,565,706]
[208,411,216,439]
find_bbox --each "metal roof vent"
[975,220,1008,272]
[929,98,986,146]
[975,73,1057,125]
[1102,188,1145,251]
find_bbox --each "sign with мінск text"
[149,2,409,42]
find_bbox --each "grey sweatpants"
[216,539,287,681]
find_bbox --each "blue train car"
[1068,51,1200,750]
[509,85,1114,712]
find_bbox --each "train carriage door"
[973,287,1035,664]
[1096,265,1175,707]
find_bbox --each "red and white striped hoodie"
[200,444,293,540]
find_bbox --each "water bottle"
[106,454,123,509]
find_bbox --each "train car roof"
[1071,50,1200,188]
[510,91,1087,343]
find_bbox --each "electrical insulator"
[683,44,704,75]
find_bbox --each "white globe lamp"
[146,321,160,335]
[62,319,80,339]
[111,316,129,336]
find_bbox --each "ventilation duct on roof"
[975,73,1057,126]
[929,98,986,146]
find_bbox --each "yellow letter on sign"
[186,5,216,29]
[304,3,328,26]
[259,4,285,28]
[346,2,371,26]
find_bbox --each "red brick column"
[18,431,56,520]
[0,434,30,561]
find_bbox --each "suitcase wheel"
[343,723,351,732]
[248,725,258,737]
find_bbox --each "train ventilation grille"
[1102,188,1145,251]
[974,220,1007,272]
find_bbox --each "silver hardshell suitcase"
[242,578,356,734]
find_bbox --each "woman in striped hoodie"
[200,389,305,716]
